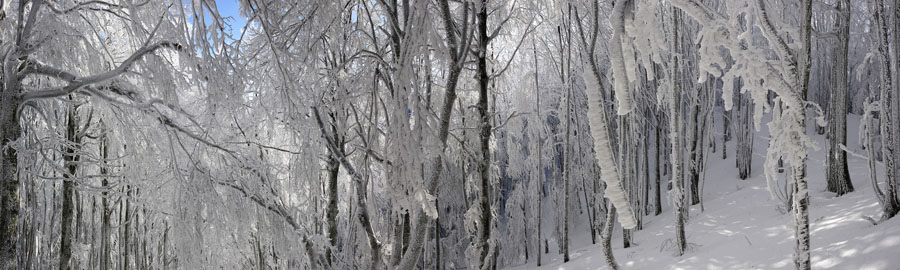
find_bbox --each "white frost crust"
[582,70,638,230]
[609,0,634,116]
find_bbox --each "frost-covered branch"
[20,41,183,101]
[582,69,637,230]
[608,0,634,115]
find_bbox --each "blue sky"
[216,0,247,38]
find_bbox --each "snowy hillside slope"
[506,114,900,270]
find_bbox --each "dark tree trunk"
[0,54,22,270]
[826,0,855,196]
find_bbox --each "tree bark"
[826,0,854,196]
[100,133,111,270]
[0,36,23,270]
[669,6,687,256]
[476,1,493,267]
[59,99,81,270]
[874,0,900,221]
[655,109,663,216]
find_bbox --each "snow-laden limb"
[609,0,634,116]
[581,69,638,230]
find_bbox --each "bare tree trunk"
[655,109,663,216]
[476,1,493,267]
[532,40,543,267]
[643,112,651,216]
[324,122,344,266]
[601,204,618,270]
[562,74,572,263]
[100,133,111,270]
[793,0,813,268]
[688,92,702,206]
[723,103,730,160]
[60,98,81,270]
[826,0,854,196]
[735,80,753,180]
[0,41,23,270]
[669,6,687,256]
[874,0,900,221]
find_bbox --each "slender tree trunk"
[669,6,687,256]
[723,103,730,160]
[123,185,131,270]
[434,197,440,270]
[562,78,572,263]
[655,110,663,216]
[643,115,651,216]
[689,95,702,206]
[100,133,111,270]
[601,204,618,270]
[735,80,753,179]
[619,116,631,249]
[533,40,543,267]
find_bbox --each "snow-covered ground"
[507,114,900,270]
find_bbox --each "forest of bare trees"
[1,0,900,269]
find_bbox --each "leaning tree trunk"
[826,0,854,196]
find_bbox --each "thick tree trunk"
[873,0,900,221]
[826,0,854,196]
[0,48,22,270]
[887,0,900,221]
[793,1,813,268]
[60,100,80,270]
[476,1,493,268]
[325,143,341,265]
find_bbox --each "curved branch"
[20,41,183,101]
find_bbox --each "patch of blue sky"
[216,0,247,40]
